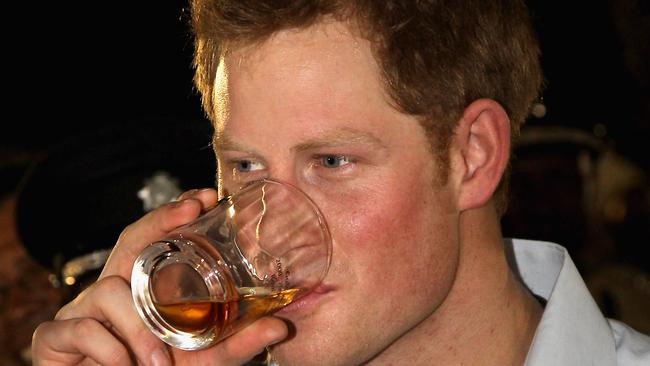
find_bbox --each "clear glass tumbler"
[131,179,332,350]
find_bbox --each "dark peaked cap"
[15,118,217,271]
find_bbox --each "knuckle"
[55,276,129,320]
[31,321,53,346]
[73,318,102,339]
[96,275,128,293]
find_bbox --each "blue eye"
[320,155,350,168]
[237,161,251,172]
[235,160,264,172]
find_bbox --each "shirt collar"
[506,238,617,366]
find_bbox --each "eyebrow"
[214,128,388,154]
[213,133,257,154]
[292,128,387,153]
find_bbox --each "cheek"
[325,179,458,299]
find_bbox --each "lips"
[278,284,334,315]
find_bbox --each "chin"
[271,337,372,366]
[270,339,346,366]
[270,310,372,365]
[271,307,348,365]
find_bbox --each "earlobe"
[456,99,511,211]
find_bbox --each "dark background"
[1,1,648,157]
[4,1,205,150]
[2,1,649,169]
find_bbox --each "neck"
[368,204,543,365]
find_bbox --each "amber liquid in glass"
[154,288,301,336]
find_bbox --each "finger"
[183,316,288,366]
[32,318,132,366]
[177,187,218,205]
[100,189,218,280]
[56,276,171,366]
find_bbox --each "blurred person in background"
[0,151,60,366]
[502,125,650,335]
[1,118,216,365]
[502,0,650,335]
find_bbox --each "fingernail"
[151,348,171,366]
[174,189,199,201]
[170,199,186,208]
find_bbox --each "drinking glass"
[131,179,331,350]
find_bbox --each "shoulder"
[608,318,650,365]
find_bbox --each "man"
[32,1,650,365]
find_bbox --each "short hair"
[189,0,543,215]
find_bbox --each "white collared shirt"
[507,238,650,365]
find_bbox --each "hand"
[32,189,289,366]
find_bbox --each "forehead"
[212,20,395,140]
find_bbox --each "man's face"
[214,20,460,365]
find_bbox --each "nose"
[264,160,299,188]
[264,160,322,209]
